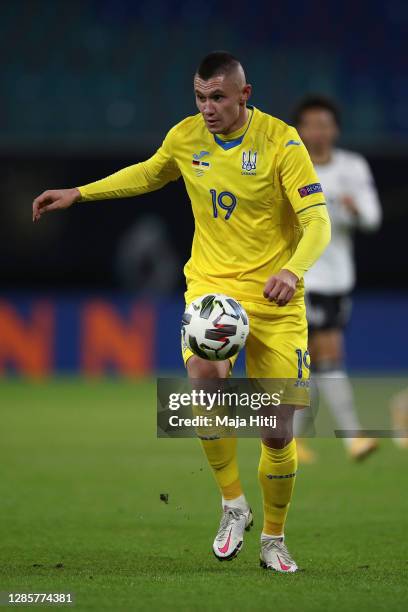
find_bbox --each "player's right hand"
[32,187,81,222]
[263,269,299,306]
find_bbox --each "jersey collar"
[213,106,255,150]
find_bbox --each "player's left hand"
[263,269,299,306]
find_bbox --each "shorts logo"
[298,183,323,197]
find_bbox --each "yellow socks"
[200,436,297,532]
[258,439,298,536]
[200,437,243,500]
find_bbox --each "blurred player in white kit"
[293,96,382,461]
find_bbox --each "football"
[182,294,249,361]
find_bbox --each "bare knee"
[262,436,293,449]
[187,355,230,379]
[261,405,295,448]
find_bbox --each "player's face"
[297,109,338,153]
[194,74,250,134]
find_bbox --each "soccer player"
[32,52,330,572]
[293,96,382,462]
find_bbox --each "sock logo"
[266,472,297,479]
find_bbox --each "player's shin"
[315,367,360,446]
[258,438,297,536]
[199,437,243,501]
[315,367,378,459]
[201,436,252,561]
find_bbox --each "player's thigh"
[243,301,310,407]
[181,336,238,378]
[186,354,230,378]
[244,301,309,379]
[307,292,351,363]
[306,292,352,332]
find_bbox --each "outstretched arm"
[33,187,81,221]
[77,148,181,201]
[33,129,180,222]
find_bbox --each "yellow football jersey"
[78,106,326,304]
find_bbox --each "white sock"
[222,493,248,511]
[317,371,361,448]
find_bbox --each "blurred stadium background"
[0,0,407,376]
[1,2,407,609]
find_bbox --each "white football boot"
[212,504,253,561]
[260,535,298,573]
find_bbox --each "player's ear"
[240,84,252,105]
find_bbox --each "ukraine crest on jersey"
[153,106,325,305]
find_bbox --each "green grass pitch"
[1,378,407,611]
